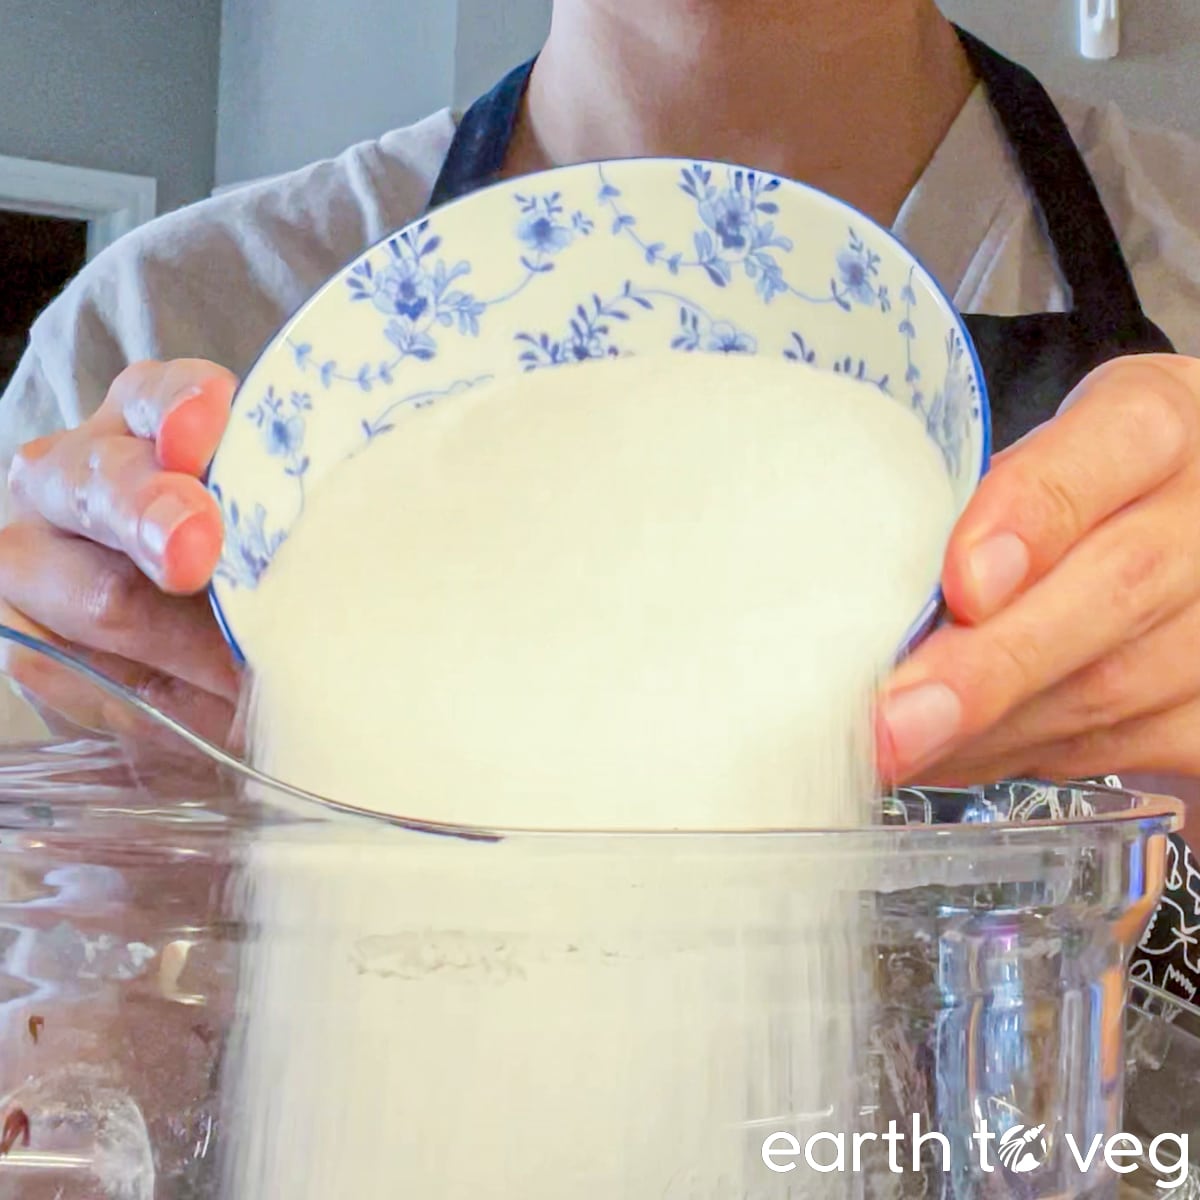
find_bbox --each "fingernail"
[139,492,195,572]
[128,385,204,442]
[18,436,53,462]
[967,532,1030,613]
[7,438,52,493]
[879,682,962,773]
[169,385,205,414]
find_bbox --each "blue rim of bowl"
[206,155,993,669]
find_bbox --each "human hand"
[876,355,1200,785]
[0,360,240,744]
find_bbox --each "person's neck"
[506,0,977,226]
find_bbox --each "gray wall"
[453,0,551,109]
[216,0,458,188]
[0,0,223,213]
[215,0,1200,189]
[944,0,1200,139]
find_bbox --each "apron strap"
[428,60,537,211]
[954,28,1145,341]
[434,32,1147,342]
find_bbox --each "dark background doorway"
[1,211,88,392]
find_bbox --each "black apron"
[424,31,1197,1004]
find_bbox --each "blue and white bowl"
[207,157,990,665]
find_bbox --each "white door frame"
[0,153,157,260]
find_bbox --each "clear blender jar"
[0,628,1181,1199]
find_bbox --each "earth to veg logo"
[761,1115,1189,1190]
[996,1124,1050,1173]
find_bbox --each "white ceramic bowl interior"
[208,157,991,664]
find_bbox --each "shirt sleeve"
[0,208,276,528]
[0,117,449,528]
[0,347,68,521]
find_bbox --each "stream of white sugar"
[220,353,957,1197]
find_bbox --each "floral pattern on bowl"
[207,158,991,664]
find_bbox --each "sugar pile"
[220,353,957,1197]
[239,354,954,831]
